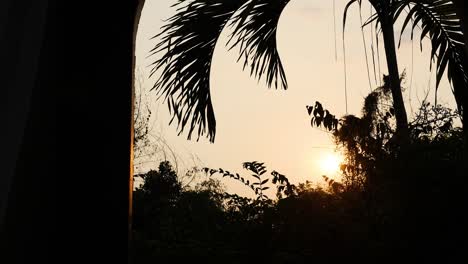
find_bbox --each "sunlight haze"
[135,0,458,197]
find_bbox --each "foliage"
[150,0,244,142]
[346,0,467,129]
[227,0,290,89]
[395,0,468,116]
[132,161,182,241]
[149,0,291,142]
[148,0,467,148]
[133,0,468,260]
[307,75,462,189]
[305,77,465,256]
[409,100,462,141]
[203,161,292,200]
[135,161,181,201]
[133,68,205,187]
[306,102,339,132]
[131,160,373,262]
[131,111,465,261]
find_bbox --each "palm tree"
[452,0,468,58]
[149,0,467,146]
[392,0,468,144]
[345,0,410,143]
[149,0,290,143]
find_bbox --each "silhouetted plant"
[132,161,182,241]
[131,73,466,262]
[149,0,466,145]
[306,102,339,132]
[394,0,468,123]
[322,175,345,194]
[271,170,297,199]
[409,101,461,141]
[203,161,297,201]
[305,74,465,254]
[149,0,290,142]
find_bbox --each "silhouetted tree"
[132,161,182,238]
[148,0,466,149]
[307,76,465,256]
[394,0,468,143]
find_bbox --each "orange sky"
[135,0,458,197]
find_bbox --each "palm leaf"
[227,0,291,89]
[149,0,248,143]
[395,0,468,113]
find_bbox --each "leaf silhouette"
[306,105,314,115]
[149,0,249,143]
[395,0,467,114]
[228,0,290,89]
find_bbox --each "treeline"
[131,161,372,263]
[130,83,466,262]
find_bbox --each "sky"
[134,0,458,198]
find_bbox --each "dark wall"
[1,1,55,261]
[2,1,139,262]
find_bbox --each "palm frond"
[395,0,468,114]
[227,0,290,89]
[149,0,248,143]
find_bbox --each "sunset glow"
[319,152,343,175]
[137,0,457,194]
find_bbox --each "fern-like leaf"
[395,0,467,113]
[149,0,248,142]
[227,0,290,89]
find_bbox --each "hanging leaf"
[149,0,251,142]
[306,105,314,115]
[396,0,467,115]
[343,0,359,34]
[228,0,291,89]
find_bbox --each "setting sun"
[319,152,343,175]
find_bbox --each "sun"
[319,152,343,175]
